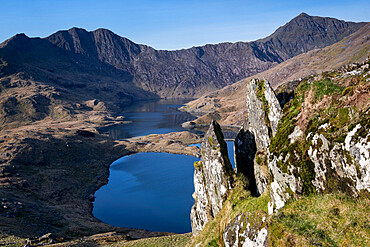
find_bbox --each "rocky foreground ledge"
[190,61,369,246]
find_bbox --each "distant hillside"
[0,13,366,104]
[182,23,370,126]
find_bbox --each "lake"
[97,99,197,139]
[93,152,198,233]
[93,99,235,233]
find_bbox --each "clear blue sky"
[0,0,369,50]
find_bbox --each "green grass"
[110,233,192,247]
[256,79,272,137]
[269,193,370,247]
[269,80,307,156]
[312,78,344,102]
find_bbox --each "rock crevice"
[235,79,282,196]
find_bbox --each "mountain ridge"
[181,23,370,126]
[1,13,366,101]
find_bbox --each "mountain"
[255,12,365,59]
[182,23,370,126]
[0,13,366,103]
[0,13,369,243]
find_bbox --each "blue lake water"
[93,99,236,233]
[93,152,198,233]
[98,99,197,139]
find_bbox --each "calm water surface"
[93,99,235,233]
[98,99,197,139]
[93,152,198,233]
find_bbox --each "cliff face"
[191,60,370,246]
[190,120,233,235]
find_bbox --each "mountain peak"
[14,33,28,38]
[93,28,114,34]
[0,33,30,48]
[260,13,367,58]
[68,27,87,32]
[297,12,310,18]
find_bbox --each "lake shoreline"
[0,97,204,244]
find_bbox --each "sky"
[0,0,369,50]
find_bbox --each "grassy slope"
[269,193,370,247]
[190,190,369,247]
[110,233,192,247]
[190,177,270,247]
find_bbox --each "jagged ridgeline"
[190,60,369,246]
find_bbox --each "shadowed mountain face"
[0,13,366,102]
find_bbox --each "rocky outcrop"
[223,212,268,247]
[267,61,370,214]
[218,79,281,246]
[268,121,370,214]
[191,120,233,235]
[192,62,370,246]
[267,156,302,214]
[308,122,370,194]
[235,79,282,195]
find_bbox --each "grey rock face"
[308,124,370,195]
[268,122,370,215]
[264,80,282,137]
[191,120,233,235]
[243,79,271,149]
[235,79,282,195]
[190,168,210,235]
[223,212,268,247]
[268,155,302,214]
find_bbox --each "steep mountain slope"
[0,13,366,102]
[256,13,364,59]
[182,23,370,126]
